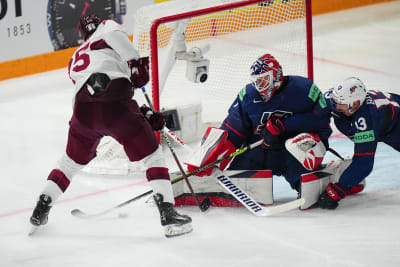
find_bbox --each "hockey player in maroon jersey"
[185,54,332,193]
[30,14,192,237]
[317,77,400,209]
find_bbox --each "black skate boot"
[29,194,52,235]
[153,193,192,238]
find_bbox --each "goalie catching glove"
[140,105,165,131]
[185,127,236,177]
[285,132,326,171]
[128,57,149,88]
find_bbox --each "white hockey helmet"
[332,77,367,108]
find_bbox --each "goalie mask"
[79,14,101,40]
[331,77,367,114]
[250,54,283,102]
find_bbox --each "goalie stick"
[141,86,211,212]
[213,168,305,216]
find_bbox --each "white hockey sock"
[149,179,175,204]
[40,180,63,206]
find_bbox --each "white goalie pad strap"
[300,158,352,209]
[184,127,227,168]
[285,133,326,171]
[172,170,273,206]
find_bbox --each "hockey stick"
[141,87,210,212]
[212,168,304,216]
[328,147,344,160]
[71,140,263,218]
[139,88,189,151]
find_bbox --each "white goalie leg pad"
[184,127,226,168]
[95,136,126,162]
[329,158,353,183]
[285,133,326,171]
[300,158,352,209]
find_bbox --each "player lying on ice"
[316,77,400,209]
[29,14,192,237]
[185,53,333,199]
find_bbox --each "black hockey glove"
[317,183,346,210]
[261,117,285,149]
[128,57,149,89]
[140,105,165,131]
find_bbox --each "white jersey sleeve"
[68,20,139,94]
[103,26,139,61]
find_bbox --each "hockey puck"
[200,198,211,212]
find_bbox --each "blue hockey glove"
[317,183,346,210]
[261,117,285,149]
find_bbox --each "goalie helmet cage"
[133,0,313,123]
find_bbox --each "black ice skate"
[29,194,52,235]
[153,193,193,238]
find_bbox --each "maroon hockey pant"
[67,78,159,165]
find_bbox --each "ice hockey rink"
[1,2,400,266]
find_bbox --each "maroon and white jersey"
[68,20,139,94]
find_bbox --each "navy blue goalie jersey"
[220,75,332,149]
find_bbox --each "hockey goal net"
[133,0,313,123]
[83,0,313,175]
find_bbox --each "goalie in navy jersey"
[186,54,332,192]
[317,77,400,209]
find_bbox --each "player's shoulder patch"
[238,86,247,102]
[308,83,327,108]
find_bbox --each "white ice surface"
[1,2,400,267]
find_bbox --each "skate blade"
[28,225,39,236]
[164,223,193,238]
